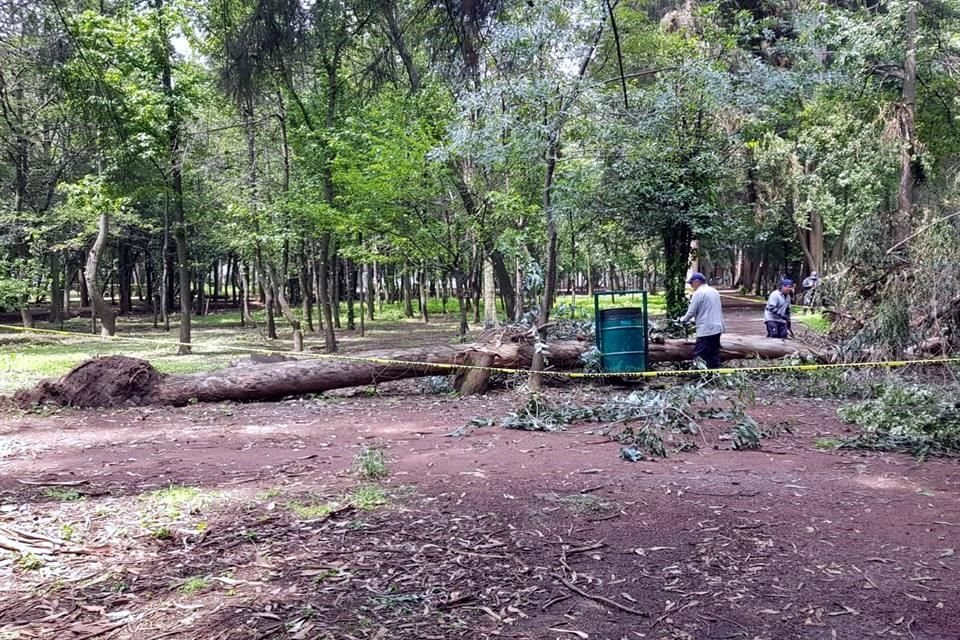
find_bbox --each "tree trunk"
[419,267,430,323]
[895,0,918,248]
[300,245,314,333]
[258,250,278,339]
[456,271,469,338]
[663,223,693,318]
[332,251,342,329]
[346,258,357,331]
[530,137,561,390]
[85,213,116,336]
[514,252,524,322]
[64,259,74,320]
[402,268,414,317]
[79,259,90,309]
[240,260,253,325]
[268,264,303,351]
[49,252,62,325]
[366,263,375,321]
[19,335,813,409]
[118,242,133,315]
[212,259,221,306]
[318,232,337,351]
[157,0,191,354]
[483,256,497,328]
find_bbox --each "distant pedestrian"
[678,272,725,369]
[801,271,819,307]
[765,279,794,339]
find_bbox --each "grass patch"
[150,526,173,540]
[42,487,84,501]
[814,438,839,450]
[59,523,77,541]
[349,485,389,510]
[256,488,282,500]
[177,576,209,595]
[289,500,339,519]
[353,446,388,480]
[144,485,208,518]
[795,311,830,334]
[17,553,44,571]
[558,493,614,515]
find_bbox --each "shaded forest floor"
[3,307,952,639]
[2,384,959,637]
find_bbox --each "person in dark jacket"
[764,279,794,339]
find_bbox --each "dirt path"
[1,383,958,640]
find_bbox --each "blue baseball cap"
[781,278,794,287]
[687,272,706,284]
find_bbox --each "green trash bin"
[595,291,649,373]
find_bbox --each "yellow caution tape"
[1,322,958,379]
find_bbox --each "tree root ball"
[13,356,161,409]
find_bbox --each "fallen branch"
[551,573,649,616]
[0,525,88,555]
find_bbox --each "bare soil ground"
[1,311,958,640]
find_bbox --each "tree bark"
[240,259,253,325]
[49,252,62,325]
[419,266,430,323]
[663,223,693,318]
[346,258,357,330]
[366,263,375,321]
[268,263,303,351]
[529,134,560,390]
[318,232,337,351]
[118,242,133,314]
[300,244,315,333]
[483,256,497,328]
[85,213,116,336]
[156,0,191,354]
[895,0,918,248]
[402,268,414,317]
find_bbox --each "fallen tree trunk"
[649,334,811,363]
[12,334,810,409]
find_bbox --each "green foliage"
[41,487,84,502]
[353,446,388,481]
[814,438,840,450]
[794,311,830,334]
[349,485,389,510]
[501,393,594,432]
[144,485,207,519]
[2,0,960,377]
[17,553,44,571]
[838,385,960,459]
[150,526,173,540]
[289,500,338,520]
[730,416,762,450]
[177,576,209,595]
[500,382,772,459]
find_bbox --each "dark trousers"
[694,333,722,369]
[765,321,788,339]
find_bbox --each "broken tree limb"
[12,334,812,408]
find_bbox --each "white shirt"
[680,284,725,337]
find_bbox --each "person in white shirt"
[678,272,725,369]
